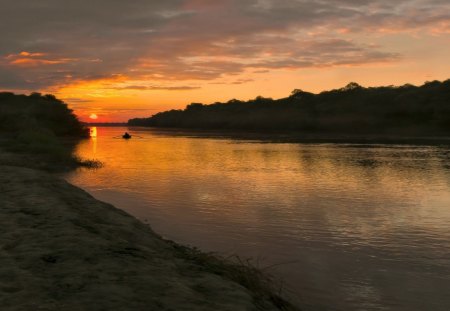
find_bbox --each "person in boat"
[123,132,131,139]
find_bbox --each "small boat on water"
[122,132,132,139]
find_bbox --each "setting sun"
[89,113,98,120]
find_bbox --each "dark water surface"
[65,127,450,311]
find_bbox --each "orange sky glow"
[1,1,449,122]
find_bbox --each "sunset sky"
[1,0,449,122]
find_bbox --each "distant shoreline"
[84,122,127,127]
[124,126,450,146]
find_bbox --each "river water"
[65,127,450,311]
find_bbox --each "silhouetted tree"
[290,89,304,96]
[340,82,362,91]
[0,92,88,137]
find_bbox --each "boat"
[122,132,132,139]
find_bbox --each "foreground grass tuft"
[73,156,103,169]
[169,242,300,311]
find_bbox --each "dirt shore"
[0,165,295,310]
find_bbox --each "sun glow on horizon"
[2,1,448,122]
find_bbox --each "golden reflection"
[90,127,97,138]
[72,127,450,234]
[89,127,97,155]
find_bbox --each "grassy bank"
[0,92,97,171]
[0,93,298,310]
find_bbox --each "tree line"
[0,92,88,137]
[128,79,450,136]
[0,92,90,170]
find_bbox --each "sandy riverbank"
[0,165,296,310]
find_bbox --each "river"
[64,127,450,311]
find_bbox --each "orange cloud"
[19,51,45,57]
[6,51,76,67]
[9,58,73,66]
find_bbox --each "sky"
[0,0,449,122]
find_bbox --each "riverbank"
[126,127,450,146]
[0,92,296,310]
[0,163,297,310]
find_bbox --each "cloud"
[110,85,201,91]
[0,0,448,91]
[5,52,77,67]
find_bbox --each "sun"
[89,113,98,120]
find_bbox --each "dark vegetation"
[0,92,99,171]
[129,80,450,137]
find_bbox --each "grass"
[169,242,300,311]
[73,156,103,169]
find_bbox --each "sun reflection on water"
[90,126,97,138]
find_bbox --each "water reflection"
[89,126,97,138]
[65,127,450,311]
[89,127,97,155]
